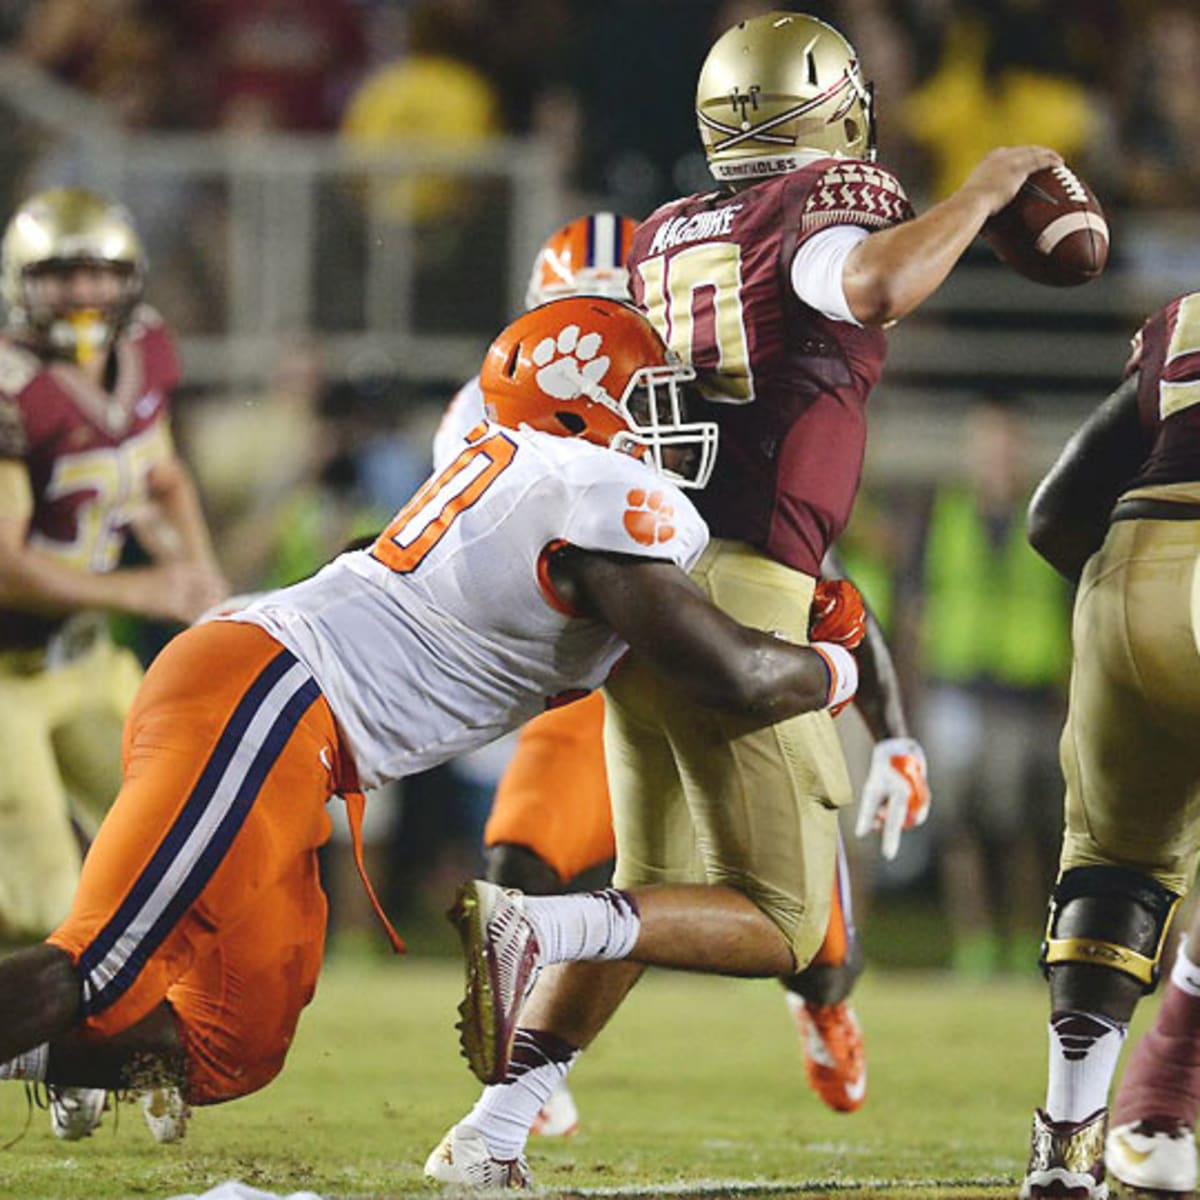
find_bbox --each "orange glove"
[809,579,867,650]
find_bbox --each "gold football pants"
[604,538,852,970]
[1059,514,1200,894]
[0,634,141,939]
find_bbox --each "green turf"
[0,958,1161,1199]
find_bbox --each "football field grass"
[0,956,1161,1200]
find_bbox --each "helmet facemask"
[19,259,142,365]
[612,362,718,490]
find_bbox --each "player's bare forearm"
[851,612,909,740]
[147,456,222,572]
[844,145,1063,325]
[556,548,835,723]
[1027,375,1145,582]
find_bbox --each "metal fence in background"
[2,54,1199,484]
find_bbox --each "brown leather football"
[982,164,1109,287]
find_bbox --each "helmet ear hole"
[504,342,521,378]
[844,118,859,144]
[555,411,586,435]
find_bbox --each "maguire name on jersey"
[233,424,709,790]
[629,158,913,578]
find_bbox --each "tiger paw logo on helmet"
[624,488,676,546]
[533,324,611,399]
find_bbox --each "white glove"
[855,736,930,861]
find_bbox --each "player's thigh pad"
[169,846,328,1104]
[484,693,615,882]
[1060,519,1200,893]
[609,539,851,964]
[48,622,340,1040]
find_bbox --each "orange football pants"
[48,621,355,1105]
[484,693,615,883]
[483,692,852,965]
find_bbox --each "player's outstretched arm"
[842,145,1063,326]
[1027,375,1145,583]
[819,551,929,859]
[551,546,855,725]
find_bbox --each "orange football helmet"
[480,297,718,489]
[524,213,638,309]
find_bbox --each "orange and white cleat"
[788,994,867,1113]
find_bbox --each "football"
[982,163,1109,287]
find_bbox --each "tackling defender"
[434,211,931,1127]
[0,297,859,1134]
[1018,289,1200,1197]
[427,11,1060,1188]
[0,188,227,1140]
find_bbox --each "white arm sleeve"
[790,224,871,326]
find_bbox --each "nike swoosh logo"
[844,1073,867,1103]
[319,747,333,772]
[1112,1133,1153,1165]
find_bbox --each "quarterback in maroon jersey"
[0,187,226,1141]
[1016,293,1200,1197]
[429,11,1060,1188]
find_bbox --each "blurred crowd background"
[3,0,1198,973]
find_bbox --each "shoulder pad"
[0,340,41,397]
[800,161,914,237]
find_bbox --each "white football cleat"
[1106,1118,1198,1195]
[449,880,542,1085]
[424,1123,532,1189]
[141,1086,191,1144]
[48,1085,107,1140]
[531,1081,579,1137]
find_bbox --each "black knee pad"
[1041,865,1181,992]
[484,843,563,895]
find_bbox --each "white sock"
[0,1043,48,1082]
[522,888,640,964]
[1044,1010,1127,1122]
[1171,936,1200,997]
[464,1029,579,1159]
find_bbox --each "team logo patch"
[624,488,676,546]
[532,324,610,399]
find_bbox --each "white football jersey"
[432,375,485,471]
[233,423,708,789]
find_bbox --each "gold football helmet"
[1,187,146,363]
[696,11,876,183]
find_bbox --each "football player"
[0,187,227,1140]
[427,11,1059,1188]
[435,212,930,1129]
[1017,289,1200,1197]
[0,298,858,1149]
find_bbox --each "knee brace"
[1041,865,1181,992]
[485,842,563,895]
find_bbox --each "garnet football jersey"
[1125,292,1200,490]
[0,305,179,650]
[234,425,708,789]
[629,158,912,576]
